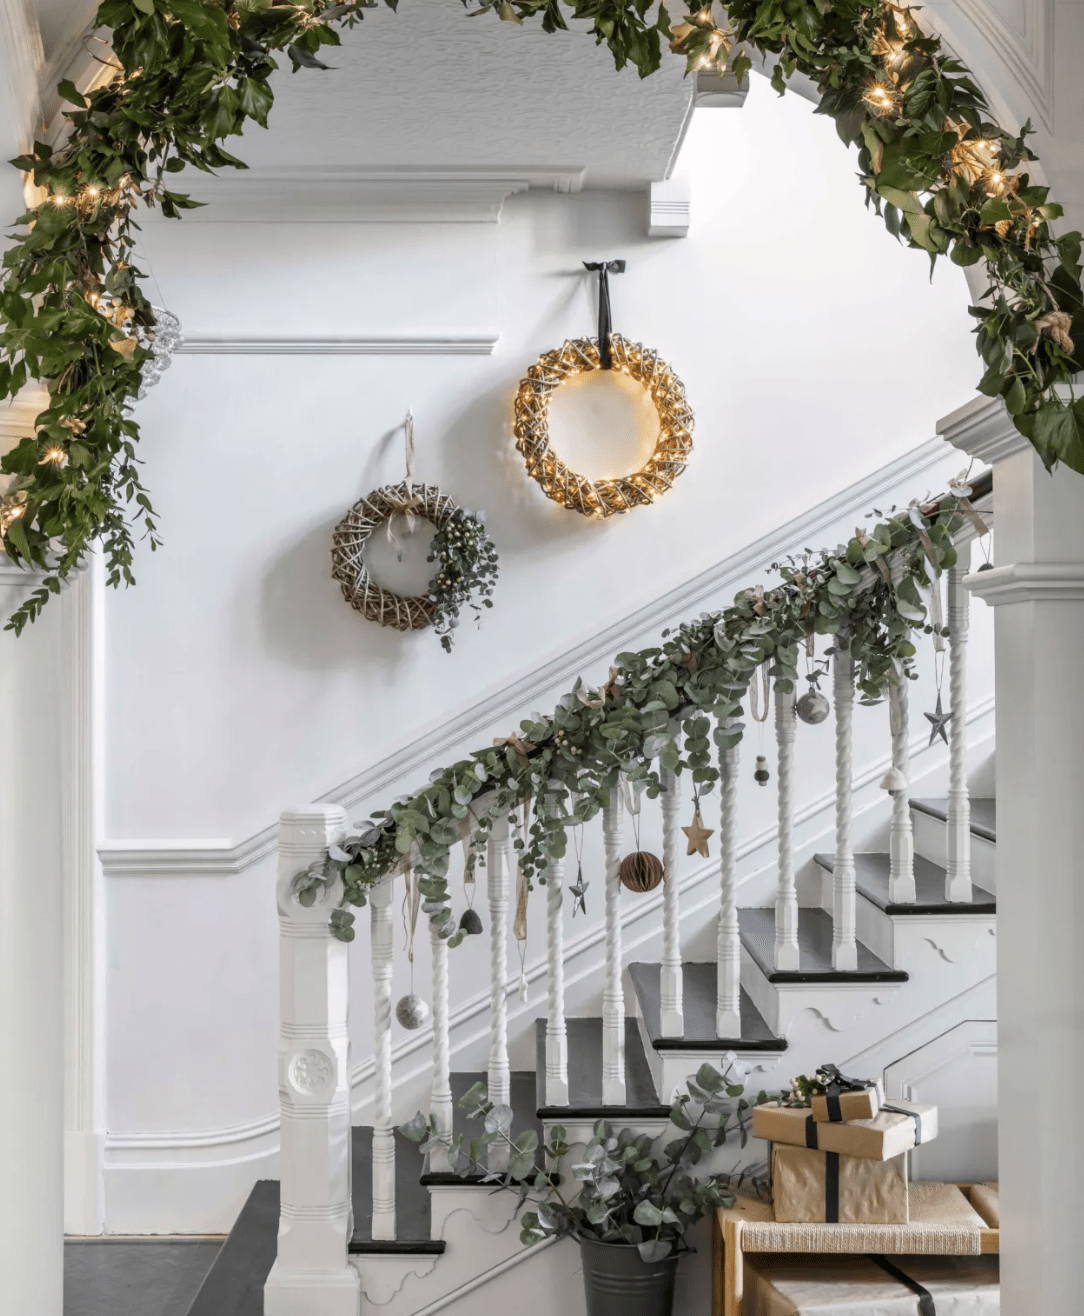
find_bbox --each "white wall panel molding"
[0,0,44,151]
[935,0,1054,131]
[138,167,586,225]
[176,334,499,356]
[96,437,958,881]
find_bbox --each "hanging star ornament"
[569,865,589,917]
[682,805,714,859]
[924,692,952,747]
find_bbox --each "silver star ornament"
[924,692,952,747]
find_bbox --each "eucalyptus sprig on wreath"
[427,507,499,652]
[399,1059,768,1263]
[296,480,974,943]
[0,0,1079,634]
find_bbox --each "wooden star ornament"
[682,805,714,859]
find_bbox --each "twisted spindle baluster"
[716,719,742,1037]
[370,872,397,1239]
[832,649,858,971]
[660,763,684,1037]
[545,849,569,1105]
[887,679,916,903]
[487,814,511,1170]
[774,685,800,970]
[602,789,626,1104]
[429,921,452,1173]
[946,543,973,902]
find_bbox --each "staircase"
[187,794,997,1316]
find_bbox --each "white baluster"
[370,872,396,1241]
[487,814,511,1170]
[716,718,742,1037]
[602,789,626,1104]
[429,921,453,1174]
[774,685,800,970]
[659,763,684,1037]
[832,649,858,971]
[946,543,973,901]
[887,679,916,903]
[266,805,361,1316]
[545,847,569,1105]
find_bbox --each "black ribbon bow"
[583,259,626,369]
[820,1063,876,1122]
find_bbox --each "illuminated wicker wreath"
[331,481,456,632]
[513,334,694,517]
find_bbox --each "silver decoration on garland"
[119,306,183,414]
[569,864,589,917]
[796,682,830,725]
[924,691,952,746]
[395,867,430,1030]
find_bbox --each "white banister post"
[487,814,511,1170]
[544,847,569,1105]
[265,805,361,1316]
[659,763,684,1036]
[946,543,973,901]
[832,648,858,971]
[774,685,800,970]
[429,921,453,1173]
[887,679,916,903]
[716,717,742,1036]
[369,873,396,1241]
[602,788,626,1104]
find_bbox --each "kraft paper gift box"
[770,1144,909,1224]
[809,1075,885,1124]
[741,1253,1000,1315]
[753,1100,937,1162]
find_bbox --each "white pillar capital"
[965,561,1084,605]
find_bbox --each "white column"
[0,561,64,1316]
[265,805,360,1316]
[832,648,858,971]
[601,789,626,1104]
[659,764,683,1036]
[716,719,741,1036]
[369,873,396,1241]
[428,921,452,1174]
[544,849,569,1105]
[773,685,800,969]
[487,814,511,1170]
[946,542,973,901]
[887,679,916,904]
[942,394,1084,1316]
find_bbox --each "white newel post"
[602,788,626,1104]
[832,647,858,971]
[369,873,396,1241]
[265,805,361,1316]
[659,763,684,1037]
[941,395,1084,1316]
[945,542,973,901]
[429,921,453,1173]
[544,848,569,1105]
[487,813,511,1169]
[716,719,742,1036]
[886,679,916,904]
[774,685,800,969]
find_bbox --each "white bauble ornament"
[395,993,430,1030]
[796,686,830,725]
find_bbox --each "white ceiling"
[29,0,695,189]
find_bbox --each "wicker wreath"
[513,334,695,517]
[331,481,457,631]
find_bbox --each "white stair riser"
[856,895,996,973]
[911,810,996,892]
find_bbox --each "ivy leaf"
[56,80,87,108]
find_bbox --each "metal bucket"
[579,1237,680,1316]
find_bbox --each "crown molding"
[176,333,499,356]
[965,560,1084,605]
[138,166,587,224]
[97,435,957,880]
[936,394,1030,466]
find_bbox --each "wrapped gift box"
[753,1100,937,1161]
[771,1145,908,1224]
[742,1252,1000,1314]
[810,1078,884,1124]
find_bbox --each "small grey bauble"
[395,993,430,1030]
[796,687,831,725]
[458,907,483,936]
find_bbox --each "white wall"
[98,79,992,1230]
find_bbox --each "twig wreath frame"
[513,334,695,517]
[0,0,1080,634]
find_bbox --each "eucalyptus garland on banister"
[295,480,980,943]
[0,0,1080,635]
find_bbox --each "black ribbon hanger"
[583,259,626,369]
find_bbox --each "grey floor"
[65,1240,222,1316]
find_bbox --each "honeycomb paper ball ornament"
[619,851,664,893]
[395,994,430,1030]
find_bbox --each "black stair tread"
[912,796,996,843]
[814,852,995,915]
[421,1069,542,1186]
[186,1180,277,1316]
[351,1124,445,1253]
[739,907,908,984]
[535,1016,671,1119]
[628,961,786,1053]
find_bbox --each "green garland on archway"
[0,0,1079,636]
